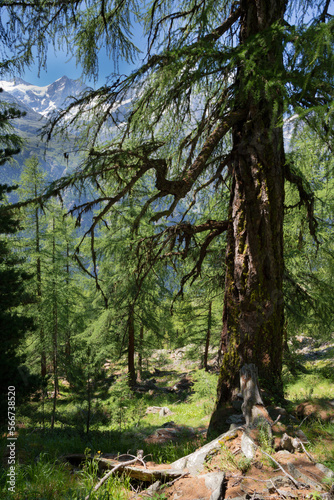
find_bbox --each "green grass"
[2,349,334,498]
[284,360,334,401]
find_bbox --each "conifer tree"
[1,1,333,432]
[0,95,33,426]
[18,156,48,376]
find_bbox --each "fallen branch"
[242,433,303,490]
[85,455,145,500]
[259,449,302,489]
[297,439,315,463]
[271,414,281,427]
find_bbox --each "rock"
[275,449,292,458]
[316,463,334,479]
[144,425,196,444]
[159,406,173,417]
[146,406,163,414]
[226,414,245,425]
[280,433,295,453]
[161,421,175,427]
[203,471,225,500]
[172,428,240,475]
[266,476,294,492]
[241,432,257,459]
[172,376,193,392]
[295,429,309,442]
[291,437,302,451]
[286,463,326,491]
[141,480,161,496]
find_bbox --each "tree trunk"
[137,324,144,382]
[51,218,58,430]
[35,199,46,378]
[209,0,286,433]
[203,301,212,371]
[128,305,136,387]
[65,242,71,362]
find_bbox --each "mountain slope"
[0,76,89,117]
[0,76,88,186]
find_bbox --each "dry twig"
[85,454,146,500]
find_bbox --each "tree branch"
[284,162,319,245]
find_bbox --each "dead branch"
[259,449,302,489]
[85,454,145,500]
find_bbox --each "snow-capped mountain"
[0,76,90,187]
[0,76,89,117]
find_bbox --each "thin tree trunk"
[65,242,71,362]
[86,373,91,434]
[203,301,212,371]
[128,305,136,387]
[209,0,286,433]
[51,218,58,429]
[35,199,46,378]
[137,324,144,382]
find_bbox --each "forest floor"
[1,336,334,499]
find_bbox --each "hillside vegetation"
[1,339,333,499]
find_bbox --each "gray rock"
[232,400,243,411]
[161,421,175,428]
[295,429,309,442]
[171,428,240,475]
[241,432,257,459]
[316,463,334,478]
[159,406,173,417]
[287,463,325,491]
[143,480,161,495]
[146,406,163,414]
[226,414,245,424]
[266,475,294,492]
[280,433,295,453]
[200,471,225,500]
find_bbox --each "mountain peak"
[0,76,89,117]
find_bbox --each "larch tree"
[1,0,333,433]
[0,93,34,426]
[17,156,48,377]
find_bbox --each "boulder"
[241,432,257,459]
[172,376,193,392]
[172,428,240,475]
[159,406,173,417]
[144,425,196,444]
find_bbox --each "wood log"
[60,453,184,483]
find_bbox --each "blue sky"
[22,24,146,88]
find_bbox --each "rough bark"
[209,0,286,433]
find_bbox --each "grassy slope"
[1,343,333,499]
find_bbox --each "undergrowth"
[1,345,334,497]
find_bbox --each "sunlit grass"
[284,362,334,402]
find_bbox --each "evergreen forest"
[0,1,334,498]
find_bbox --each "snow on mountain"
[0,76,89,117]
